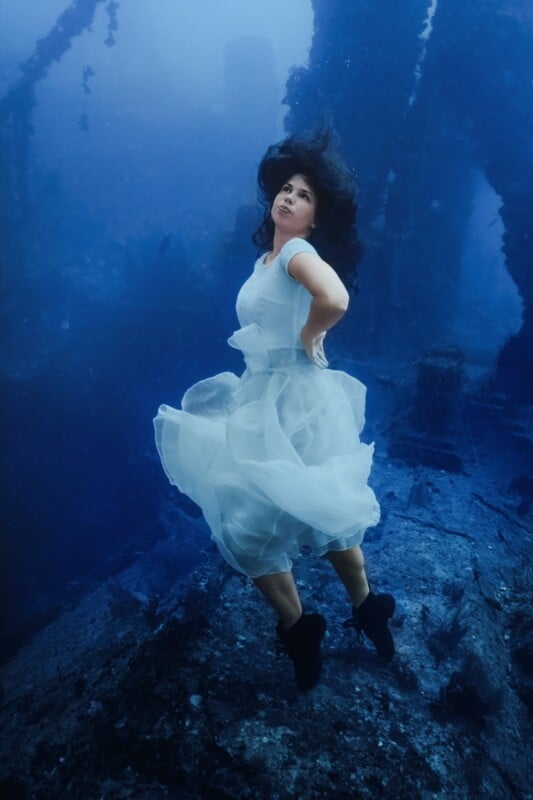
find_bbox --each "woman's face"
[271,173,317,238]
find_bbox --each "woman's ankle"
[280,609,303,631]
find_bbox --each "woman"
[154,133,395,691]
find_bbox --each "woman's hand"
[301,326,328,368]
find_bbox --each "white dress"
[153,237,380,577]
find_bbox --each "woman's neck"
[269,230,307,261]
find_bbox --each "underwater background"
[1,1,532,798]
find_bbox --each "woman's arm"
[288,251,349,367]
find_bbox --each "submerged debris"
[509,606,533,715]
[425,605,470,667]
[388,348,465,472]
[432,653,503,728]
[0,463,530,799]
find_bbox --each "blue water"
[0,0,531,667]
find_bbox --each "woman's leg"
[253,571,303,630]
[326,545,369,607]
[254,570,326,690]
[327,545,395,661]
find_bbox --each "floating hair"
[253,130,362,289]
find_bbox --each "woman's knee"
[326,545,365,568]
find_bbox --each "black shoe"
[276,613,327,691]
[352,592,396,661]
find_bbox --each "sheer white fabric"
[154,238,380,577]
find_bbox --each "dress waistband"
[227,324,311,373]
[266,347,310,371]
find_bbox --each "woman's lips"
[278,205,292,214]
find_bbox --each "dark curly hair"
[252,131,362,289]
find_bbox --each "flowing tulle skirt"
[154,344,380,577]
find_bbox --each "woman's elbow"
[335,288,350,313]
[314,286,350,313]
